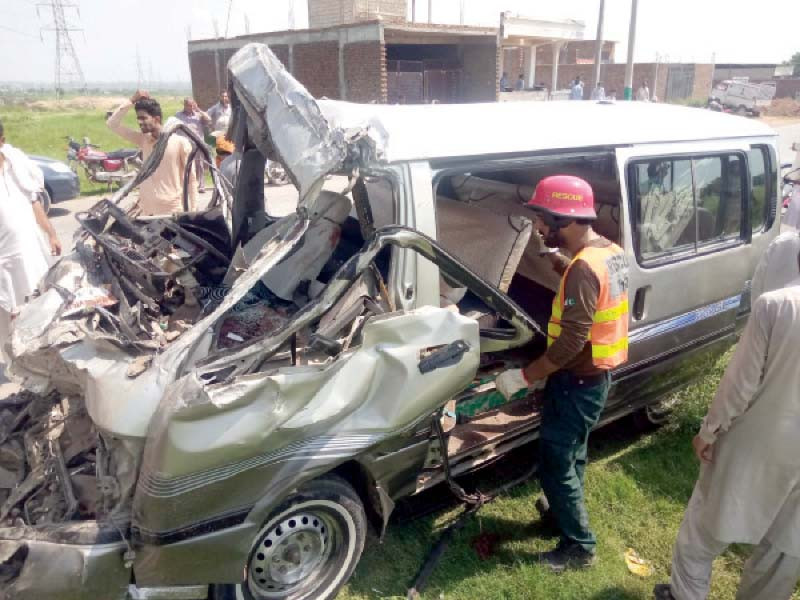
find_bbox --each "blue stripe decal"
[629,295,741,343]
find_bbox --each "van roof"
[317,99,776,164]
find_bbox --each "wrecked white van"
[0,43,780,599]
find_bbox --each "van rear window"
[629,153,746,264]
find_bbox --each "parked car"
[1,43,780,600]
[28,154,80,213]
[709,79,776,117]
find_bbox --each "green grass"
[0,98,182,196]
[338,351,799,600]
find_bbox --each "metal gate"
[665,65,695,101]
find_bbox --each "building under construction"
[187,0,713,107]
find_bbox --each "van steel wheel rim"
[247,511,337,597]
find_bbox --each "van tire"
[736,105,748,116]
[210,475,367,600]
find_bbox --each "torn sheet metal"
[194,226,542,381]
[134,305,481,534]
[9,213,309,439]
[227,43,380,205]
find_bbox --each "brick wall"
[294,41,341,98]
[534,41,615,66]
[461,43,499,102]
[190,50,222,109]
[343,41,386,102]
[534,63,660,99]
[691,64,714,100]
[308,0,407,28]
[271,45,291,70]
[776,78,800,100]
[354,0,406,23]
[308,0,355,29]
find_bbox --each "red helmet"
[527,175,596,220]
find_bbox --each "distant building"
[188,1,712,107]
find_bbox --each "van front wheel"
[211,475,367,600]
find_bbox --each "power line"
[36,0,86,95]
[0,24,40,40]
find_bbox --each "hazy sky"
[0,0,798,84]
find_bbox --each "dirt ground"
[761,115,800,127]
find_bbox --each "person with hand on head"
[107,90,197,215]
[653,246,800,600]
[0,119,62,358]
[495,175,629,572]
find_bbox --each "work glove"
[495,369,547,400]
[495,369,530,400]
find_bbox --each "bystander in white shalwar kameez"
[0,144,51,356]
[668,280,800,599]
[784,145,800,230]
[751,230,800,301]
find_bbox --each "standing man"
[751,230,800,301]
[783,142,800,230]
[569,76,584,100]
[636,79,651,101]
[515,74,525,91]
[206,90,232,133]
[0,120,61,357]
[206,91,235,168]
[499,72,509,92]
[654,250,800,600]
[174,98,210,194]
[496,175,629,571]
[107,91,197,215]
[591,82,606,101]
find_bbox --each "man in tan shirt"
[107,91,196,215]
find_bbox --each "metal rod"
[592,0,605,93]
[623,0,639,100]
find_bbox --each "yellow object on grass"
[624,548,654,577]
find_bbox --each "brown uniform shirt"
[544,236,614,376]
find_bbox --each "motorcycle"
[265,159,290,185]
[66,136,142,189]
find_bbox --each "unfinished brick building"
[187,0,712,107]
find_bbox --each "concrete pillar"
[550,41,564,99]
[523,45,538,89]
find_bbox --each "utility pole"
[428,0,432,23]
[135,47,144,89]
[411,0,416,22]
[244,14,250,34]
[623,0,638,100]
[224,0,233,38]
[459,0,465,25]
[288,0,295,30]
[37,0,86,96]
[591,0,605,95]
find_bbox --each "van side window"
[695,155,743,241]
[630,153,746,264]
[633,159,694,259]
[748,147,768,233]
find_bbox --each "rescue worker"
[654,248,800,600]
[496,175,629,571]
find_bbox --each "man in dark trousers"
[496,175,630,572]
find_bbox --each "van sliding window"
[629,152,747,265]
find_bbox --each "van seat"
[436,196,532,295]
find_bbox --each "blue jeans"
[538,370,610,552]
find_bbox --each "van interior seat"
[677,206,716,246]
[435,196,532,325]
